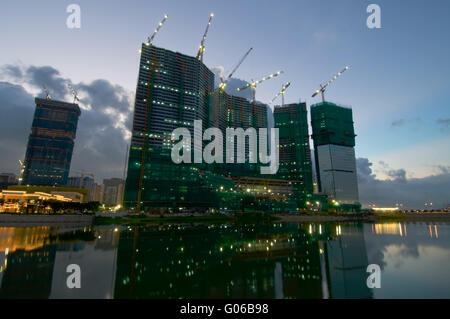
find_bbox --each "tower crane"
[196,13,214,62]
[237,71,283,103]
[312,66,349,102]
[43,86,51,100]
[219,47,253,91]
[18,160,25,185]
[68,84,79,103]
[270,82,291,106]
[146,14,168,46]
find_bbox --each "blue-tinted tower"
[21,98,81,186]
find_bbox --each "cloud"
[377,161,407,183]
[357,158,450,209]
[391,117,421,128]
[3,65,23,78]
[435,165,450,174]
[1,64,70,100]
[437,118,450,132]
[356,157,373,182]
[0,82,35,172]
[391,119,405,127]
[210,66,224,88]
[0,64,133,183]
[387,168,407,184]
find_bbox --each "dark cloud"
[387,168,407,184]
[0,64,132,183]
[0,82,35,173]
[2,64,70,100]
[356,157,374,182]
[357,158,450,209]
[78,79,131,114]
[377,160,407,183]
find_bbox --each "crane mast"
[312,66,349,102]
[68,84,79,103]
[196,13,214,62]
[43,85,51,100]
[237,71,283,103]
[270,82,291,106]
[146,14,168,46]
[219,47,253,91]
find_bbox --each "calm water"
[0,222,449,299]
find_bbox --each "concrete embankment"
[277,213,450,223]
[0,214,94,227]
[277,214,373,223]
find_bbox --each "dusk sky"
[0,0,449,208]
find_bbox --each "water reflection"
[0,222,449,299]
[364,222,450,298]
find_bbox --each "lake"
[0,221,449,299]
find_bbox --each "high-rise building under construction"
[310,101,359,205]
[21,98,80,186]
[123,44,248,211]
[273,103,313,206]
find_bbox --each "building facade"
[21,98,80,186]
[209,88,269,177]
[67,175,96,201]
[273,103,313,207]
[102,178,124,206]
[310,101,359,205]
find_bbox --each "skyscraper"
[21,98,80,186]
[310,101,359,205]
[273,102,313,206]
[123,44,223,211]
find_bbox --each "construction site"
[123,13,361,213]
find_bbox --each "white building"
[316,144,359,204]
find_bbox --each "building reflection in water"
[114,223,372,299]
[0,226,119,298]
[0,223,373,299]
[322,224,372,298]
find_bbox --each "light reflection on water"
[0,222,449,299]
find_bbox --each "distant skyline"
[0,0,449,208]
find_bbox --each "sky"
[0,0,449,208]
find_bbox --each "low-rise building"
[0,173,18,190]
[0,190,72,213]
[7,185,87,203]
[102,178,124,206]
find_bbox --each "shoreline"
[1,212,450,227]
[0,213,94,227]
[277,213,450,223]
